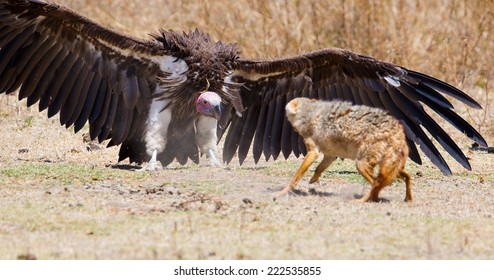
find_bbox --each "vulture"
[0,0,487,174]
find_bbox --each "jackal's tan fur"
[278,97,412,202]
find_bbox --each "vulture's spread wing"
[226,48,486,175]
[0,0,177,146]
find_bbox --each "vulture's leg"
[138,150,163,171]
[206,148,221,167]
[139,99,172,171]
[195,115,222,167]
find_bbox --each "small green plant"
[23,116,34,127]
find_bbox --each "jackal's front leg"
[309,155,337,184]
[276,138,319,197]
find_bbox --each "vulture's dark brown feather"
[59,64,89,125]
[270,95,286,160]
[40,52,77,112]
[22,44,63,103]
[6,34,48,94]
[237,104,259,164]
[110,98,134,145]
[290,122,302,157]
[89,82,111,140]
[73,73,101,132]
[88,79,108,125]
[98,93,119,142]
[49,58,84,118]
[280,108,294,159]
[66,71,95,129]
[222,109,243,163]
[262,96,277,161]
[0,26,35,90]
[252,100,268,163]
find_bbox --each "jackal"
[277,97,412,202]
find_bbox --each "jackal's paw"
[352,198,367,203]
[309,177,320,184]
[353,196,382,203]
[273,187,293,201]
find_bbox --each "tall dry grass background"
[39,0,494,143]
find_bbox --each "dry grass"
[1,0,494,259]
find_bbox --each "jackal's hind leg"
[355,160,378,202]
[399,170,412,202]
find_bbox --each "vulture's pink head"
[196,91,222,120]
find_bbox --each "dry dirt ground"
[1,95,494,260]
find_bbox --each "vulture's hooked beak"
[210,104,222,120]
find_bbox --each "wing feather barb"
[98,93,119,142]
[68,71,95,130]
[89,81,111,139]
[73,72,101,132]
[60,64,90,125]
[222,113,241,164]
[407,70,481,108]
[22,43,63,104]
[270,95,286,160]
[5,34,50,93]
[237,104,260,164]
[48,58,84,118]
[253,100,268,163]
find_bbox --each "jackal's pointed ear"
[285,98,298,115]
